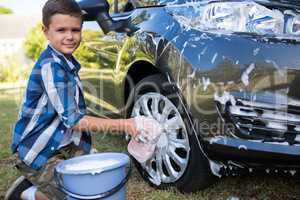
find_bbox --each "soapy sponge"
[128,116,163,163]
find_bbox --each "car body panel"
[81,1,300,174]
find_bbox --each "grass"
[0,90,300,200]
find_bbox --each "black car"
[77,0,300,193]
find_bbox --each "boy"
[5,0,160,199]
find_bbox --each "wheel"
[127,74,217,192]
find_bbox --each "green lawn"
[0,90,299,200]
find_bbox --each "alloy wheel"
[131,92,190,184]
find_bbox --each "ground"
[0,89,299,200]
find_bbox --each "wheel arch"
[124,60,166,105]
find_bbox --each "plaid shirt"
[11,45,91,170]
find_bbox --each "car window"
[111,0,160,14]
[133,0,160,7]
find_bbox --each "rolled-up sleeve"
[41,62,84,128]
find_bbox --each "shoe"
[4,176,33,200]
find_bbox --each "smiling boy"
[4,0,161,200]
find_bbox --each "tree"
[24,23,47,61]
[0,6,13,14]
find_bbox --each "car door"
[80,0,160,118]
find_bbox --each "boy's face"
[43,14,82,58]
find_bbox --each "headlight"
[166,1,300,36]
[285,10,300,35]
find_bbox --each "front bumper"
[204,136,300,168]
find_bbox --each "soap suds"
[64,159,119,172]
[241,63,255,86]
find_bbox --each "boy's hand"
[125,118,140,137]
[128,116,163,143]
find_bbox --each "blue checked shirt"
[12,45,91,170]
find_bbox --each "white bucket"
[54,153,131,200]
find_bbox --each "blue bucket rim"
[55,152,130,175]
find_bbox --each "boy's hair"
[42,0,82,27]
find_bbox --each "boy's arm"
[72,115,139,137]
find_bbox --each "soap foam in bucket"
[63,159,120,174]
[54,153,131,199]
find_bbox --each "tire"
[127,74,217,192]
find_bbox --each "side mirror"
[77,0,137,34]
